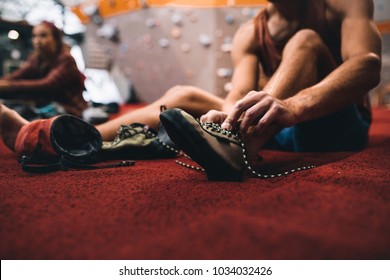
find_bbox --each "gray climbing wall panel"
[81,6,261,103]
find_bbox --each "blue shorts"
[265,105,371,152]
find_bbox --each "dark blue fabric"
[266,105,370,152]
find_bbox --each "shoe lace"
[113,124,153,143]
[176,121,316,178]
[202,122,240,140]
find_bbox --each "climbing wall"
[374,0,390,85]
[79,4,262,103]
[75,0,390,104]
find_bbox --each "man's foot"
[0,104,29,151]
[160,108,245,181]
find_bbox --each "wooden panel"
[147,0,266,6]
[377,21,390,34]
[99,0,141,17]
[147,0,228,6]
[72,0,266,22]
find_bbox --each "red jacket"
[1,51,88,117]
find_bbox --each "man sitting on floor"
[159,0,382,181]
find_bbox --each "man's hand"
[221,91,298,134]
[200,110,228,124]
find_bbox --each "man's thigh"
[266,105,370,152]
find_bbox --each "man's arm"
[222,21,260,113]
[222,0,382,133]
[287,0,382,123]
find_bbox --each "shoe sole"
[160,109,244,181]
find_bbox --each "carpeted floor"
[0,107,389,260]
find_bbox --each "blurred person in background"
[0,21,87,119]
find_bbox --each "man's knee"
[285,29,326,55]
[163,85,197,104]
[165,85,189,96]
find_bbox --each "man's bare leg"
[0,104,29,151]
[244,30,337,159]
[96,85,224,140]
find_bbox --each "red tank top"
[254,0,341,77]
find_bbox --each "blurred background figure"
[0,21,87,120]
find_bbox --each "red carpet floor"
[1,107,389,260]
